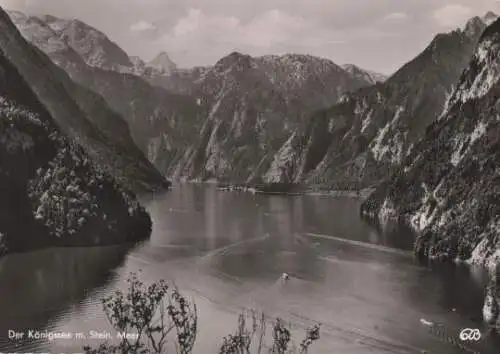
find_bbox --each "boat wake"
[304,232,412,257]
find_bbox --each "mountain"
[361,16,500,268]
[260,13,496,189]
[10,10,380,182]
[145,53,377,97]
[8,11,204,178]
[147,65,209,94]
[147,51,177,75]
[479,11,497,26]
[0,11,151,257]
[38,14,134,72]
[131,52,179,78]
[1,9,169,193]
[169,52,375,182]
[341,64,387,85]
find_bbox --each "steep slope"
[2,9,171,192]
[262,13,495,188]
[0,40,151,257]
[341,64,387,85]
[361,17,500,268]
[10,11,204,177]
[10,11,382,182]
[39,14,134,71]
[168,52,374,182]
[143,53,377,169]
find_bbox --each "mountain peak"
[483,11,498,25]
[147,51,177,74]
[214,51,254,70]
[479,14,500,42]
[225,51,251,60]
[35,15,134,70]
[341,63,387,84]
[463,12,498,38]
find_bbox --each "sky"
[0,0,499,75]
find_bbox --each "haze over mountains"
[9,10,385,180]
[1,2,500,278]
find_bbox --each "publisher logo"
[459,328,481,342]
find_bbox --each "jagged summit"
[214,51,254,71]
[0,6,169,192]
[360,9,500,268]
[341,64,387,84]
[479,14,500,41]
[217,51,252,62]
[260,53,343,72]
[28,13,134,70]
[147,51,177,74]
[463,11,499,38]
[448,15,500,108]
[483,11,498,25]
[267,53,318,64]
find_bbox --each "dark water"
[0,183,499,353]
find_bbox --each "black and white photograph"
[0,0,499,353]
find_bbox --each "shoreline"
[216,186,376,200]
[199,181,376,200]
[159,181,497,273]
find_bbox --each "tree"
[84,273,321,354]
[83,272,197,354]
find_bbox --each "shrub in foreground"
[84,272,320,354]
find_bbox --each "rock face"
[3,10,170,192]
[9,11,205,177]
[131,52,180,78]
[341,64,387,85]
[261,14,494,189]
[169,52,374,182]
[0,39,150,257]
[38,14,134,72]
[10,10,380,182]
[361,16,500,267]
[147,51,177,75]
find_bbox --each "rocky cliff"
[9,11,385,183]
[0,41,150,257]
[261,14,494,189]
[38,13,135,72]
[361,17,500,268]
[9,11,206,176]
[169,52,374,182]
[3,10,171,192]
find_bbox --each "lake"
[0,183,499,353]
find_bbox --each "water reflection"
[0,245,132,350]
[1,185,499,353]
[484,264,500,327]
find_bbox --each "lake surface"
[0,183,499,353]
